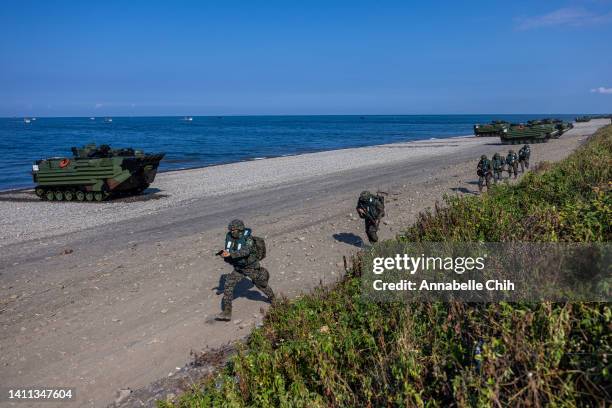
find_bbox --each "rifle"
[215,250,225,256]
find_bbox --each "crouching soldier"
[477,155,493,192]
[518,144,530,173]
[506,150,519,179]
[492,152,505,184]
[216,219,275,321]
[356,191,385,244]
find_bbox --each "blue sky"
[1,0,611,116]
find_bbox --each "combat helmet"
[359,190,372,200]
[228,219,245,231]
[509,150,515,154]
[480,155,487,160]
[493,152,500,158]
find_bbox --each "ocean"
[0,114,579,190]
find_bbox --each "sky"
[1,0,611,116]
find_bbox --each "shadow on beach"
[333,232,364,247]
[450,187,478,195]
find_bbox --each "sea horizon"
[1,113,603,119]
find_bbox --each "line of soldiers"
[214,190,386,321]
[477,144,531,192]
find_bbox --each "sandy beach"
[0,119,608,407]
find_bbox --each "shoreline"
[0,133,487,248]
[0,133,475,193]
[3,119,608,248]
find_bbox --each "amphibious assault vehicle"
[32,144,165,201]
[553,120,574,136]
[473,120,510,137]
[500,124,560,144]
[575,116,591,122]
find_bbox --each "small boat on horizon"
[183,116,193,122]
[24,117,31,124]
[104,117,113,123]
[90,117,96,120]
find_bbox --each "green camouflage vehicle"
[575,116,591,122]
[538,119,574,138]
[500,124,560,144]
[32,144,165,201]
[554,120,574,136]
[473,120,510,137]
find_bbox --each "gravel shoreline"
[1,121,608,248]
[0,134,479,246]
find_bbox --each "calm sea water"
[0,115,579,190]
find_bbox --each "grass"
[163,126,612,407]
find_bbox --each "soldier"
[506,150,519,179]
[215,219,275,321]
[356,191,385,244]
[491,152,505,184]
[518,144,531,173]
[476,155,493,192]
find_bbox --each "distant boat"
[31,117,37,121]
[24,117,31,124]
[183,116,193,121]
[104,117,113,123]
[90,117,96,120]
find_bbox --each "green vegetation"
[165,127,611,407]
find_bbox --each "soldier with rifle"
[518,144,530,173]
[215,219,274,321]
[477,155,493,192]
[506,150,519,179]
[491,152,505,184]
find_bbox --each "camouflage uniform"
[506,150,519,179]
[356,191,385,243]
[518,144,530,173]
[217,220,274,321]
[477,155,493,192]
[491,153,505,183]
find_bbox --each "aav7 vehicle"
[32,144,165,201]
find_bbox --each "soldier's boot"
[261,286,275,303]
[215,309,231,321]
[216,299,232,321]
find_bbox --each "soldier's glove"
[220,250,230,258]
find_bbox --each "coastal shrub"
[163,126,612,407]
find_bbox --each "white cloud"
[590,87,612,94]
[516,7,612,30]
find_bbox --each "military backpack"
[252,236,267,261]
[357,194,385,219]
